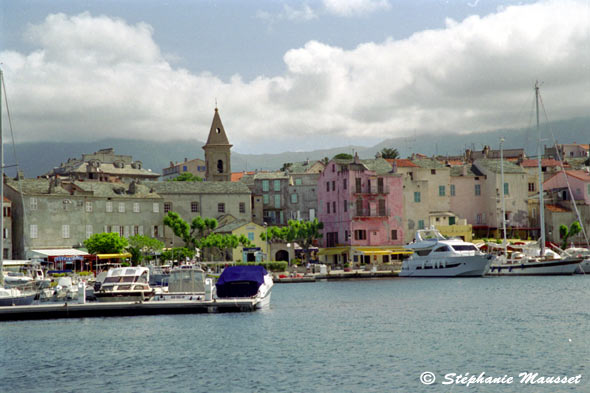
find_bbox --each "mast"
[0,68,4,285]
[536,81,545,257]
[500,137,507,259]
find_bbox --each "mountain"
[6,117,589,178]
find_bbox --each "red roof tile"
[385,159,419,168]
[564,170,590,182]
[546,204,570,213]
[231,171,255,182]
[521,158,564,167]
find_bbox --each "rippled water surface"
[2,276,590,392]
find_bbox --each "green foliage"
[84,232,128,254]
[380,148,400,159]
[261,218,324,262]
[127,234,164,265]
[169,172,203,182]
[161,247,195,262]
[560,221,582,249]
[78,271,92,276]
[163,212,191,247]
[201,233,253,261]
[333,153,353,160]
[280,162,293,171]
[235,261,288,272]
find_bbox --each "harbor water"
[2,276,589,392]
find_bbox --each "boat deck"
[0,298,258,322]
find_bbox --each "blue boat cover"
[216,265,267,298]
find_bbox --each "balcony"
[353,208,389,218]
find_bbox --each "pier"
[0,299,258,322]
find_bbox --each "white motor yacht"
[400,227,492,277]
[95,267,154,302]
[215,265,273,308]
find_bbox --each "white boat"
[399,227,492,277]
[215,265,273,308]
[563,248,590,274]
[95,266,155,302]
[152,265,214,301]
[0,287,36,306]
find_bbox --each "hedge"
[235,261,288,272]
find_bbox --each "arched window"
[217,159,224,173]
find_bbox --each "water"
[2,276,590,393]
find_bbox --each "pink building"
[317,155,405,265]
[544,170,590,205]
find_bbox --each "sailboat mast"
[500,137,507,258]
[0,68,4,286]
[536,81,545,257]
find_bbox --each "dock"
[274,269,400,283]
[0,299,258,322]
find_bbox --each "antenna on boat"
[535,81,545,257]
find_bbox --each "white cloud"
[2,1,590,153]
[323,0,391,17]
[256,3,317,24]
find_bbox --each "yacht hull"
[488,258,582,276]
[400,255,491,277]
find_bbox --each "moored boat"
[95,266,154,302]
[400,227,492,277]
[216,265,273,308]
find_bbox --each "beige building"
[214,217,268,261]
[162,158,207,180]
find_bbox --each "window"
[239,202,246,213]
[332,164,335,172]
[248,232,254,241]
[354,230,367,240]
[528,183,535,192]
[431,169,436,175]
[30,224,38,239]
[331,181,335,191]
[378,199,386,216]
[332,201,336,214]
[86,225,93,239]
[450,184,455,196]
[295,178,302,186]
[343,179,347,190]
[345,230,349,241]
[138,226,144,236]
[164,202,172,213]
[418,220,425,229]
[273,180,281,191]
[30,197,38,211]
[274,195,281,209]
[152,226,159,237]
[217,159,224,173]
[113,225,120,234]
[104,225,112,233]
[119,226,124,237]
[356,199,363,216]
[218,203,225,213]
[326,182,330,192]
[118,202,125,213]
[475,184,481,196]
[344,200,347,212]
[183,165,187,172]
[106,201,113,212]
[133,202,140,213]
[391,230,398,240]
[134,225,139,236]
[439,185,445,196]
[476,213,482,224]
[3,227,8,239]
[263,194,269,204]
[3,206,10,217]
[124,226,130,237]
[290,193,298,203]
[414,192,421,203]
[326,202,330,214]
[309,208,315,220]
[355,178,362,193]
[62,224,70,239]
[504,182,509,196]
[262,180,269,192]
[191,202,199,213]
[85,201,93,212]
[153,203,159,213]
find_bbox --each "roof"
[473,159,526,174]
[546,204,570,213]
[385,159,419,168]
[5,178,71,195]
[332,157,395,175]
[31,249,89,257]
[252,172,290,180]
[563,170,590,182]
[214,219,251,233]
[231,171,255,182]
[285,161,325,174]
[143,180,251,194]
[73,181,160,198]
[411,158,446,169]
[521,158,563,168]
[450,165,484,177]
[203,108,232,147]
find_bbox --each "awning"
[95,253,132,260]
[352,246,412,255]
[318,247,349,256]
[31,249,89,257]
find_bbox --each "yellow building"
[214,219,267,262]
[435,223,473,242]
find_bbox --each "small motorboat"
[215,265,273,308]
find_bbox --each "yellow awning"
[95,253,132,260]
[352,246,412,255]
[318,247,349,256]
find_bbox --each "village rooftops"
[450,165,484,177]
[332,157,396,176]
[520,158,564,168]
[143,180,251,194]
[410,157,447,169]
[473,158,526,174]
[385,159,419,168]
[5,178,160,198]
[283,160,326,174]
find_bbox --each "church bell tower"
[202,107,232,182]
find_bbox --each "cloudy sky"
[1,0,589,154]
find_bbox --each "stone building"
[203,108,232,182]
[2,197,12,259]
[5,178,164,259]
[143,181,252,248]
[45,148,160,182]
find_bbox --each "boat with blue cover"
[215,265,273,308]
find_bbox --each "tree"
[201,233,253,261]
[333,153,353,160]
[280,162,293,171]
[559,221,582,249]
[261,218,324,263]
[84,233,128,255]
[380,148,400,159]
[127,235,164,265]
[161,247,195,263]
[169,172,203,182]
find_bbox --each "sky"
[1,0,589,154]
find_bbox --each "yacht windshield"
[452,245,478,252]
